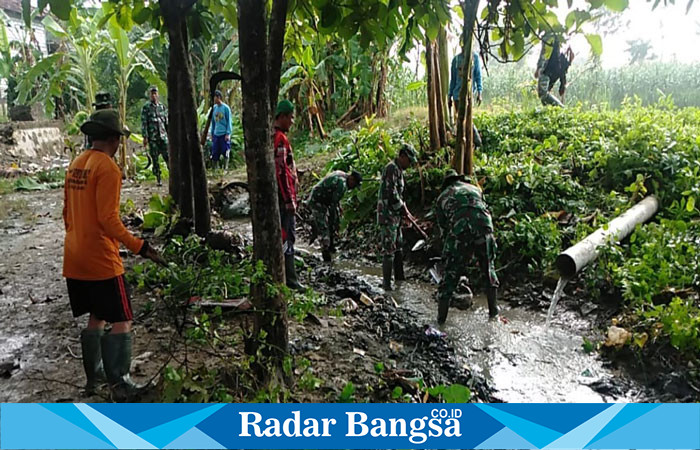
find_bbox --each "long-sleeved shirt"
[274,128,297,207]
[210,103,232,137]
[377,159,405,225]
[63,150,144,280]
[141,101,168,142]
[448,51,482,102]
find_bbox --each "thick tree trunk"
[166,28,181,206]
[375,55,388,117]
[238,0,288,383]
[168,21,193,220]
[426,40,439,151]
[176,21,211,236]
[437,28,450,127]
[454,0,478,175]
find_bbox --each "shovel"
[407,214,428,252]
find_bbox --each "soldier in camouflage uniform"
[141,86,169,186]
[377,143,418,291]
[435,169,499,323]
[307,170,362,262]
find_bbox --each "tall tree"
[237,0,289,384]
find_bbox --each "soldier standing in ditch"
[434,169,499,324]
[140,86,169,186]
[377,143,418,291]
[307,170,362,262]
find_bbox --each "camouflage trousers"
[537,73,563,107]
[379,216,403,256]
[437,233,499,306]
[148,139,169,179]
[310,204,338,251]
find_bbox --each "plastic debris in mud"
[546,276,571,327]
[424,324,447,338]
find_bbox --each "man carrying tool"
[140,86,169,186]
[64,109,164,400]
[535,35,574,107]
[209,90,233,170]
[377,143,418,291]
[435,169,499,324]
[307,170,363,262]
[274,100,304,290]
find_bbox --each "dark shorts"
[66,275,133,323]
[211,134,231,162]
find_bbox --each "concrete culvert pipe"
[556,195,660,278]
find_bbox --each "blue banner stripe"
[1,403,698,449]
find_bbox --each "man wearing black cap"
[377,143,418,291]
[209,90,233,170]
[64,109,164,400]
[140,86,169,185]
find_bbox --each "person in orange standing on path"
[63,109,164,401]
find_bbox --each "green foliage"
[644,298,700,353]
[338,381,356,402]
[287,290,326,322]
[425,383,471,403]
[129,235,254,301]
[161,365,233,403]
[142,193,176,235]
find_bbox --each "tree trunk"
[167,17,193,220]
[375,55,388,117]
[437,28,450,128]
[268,0,289,111]
[238,0,288,384]
[433,43,447,148]
[425,40,439,151]
[166,25,181,206]
[176,20,211,236]
[454,0,478,175]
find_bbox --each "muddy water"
[330,259,639,403]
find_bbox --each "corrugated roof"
[0,0,23,14]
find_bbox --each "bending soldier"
[307,170,362,262]
[435,169,499,323]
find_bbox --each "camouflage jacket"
[141,101,168,142]
[435,181,493,241]
[309,171,348,207]
[377,159,405,224]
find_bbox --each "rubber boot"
[285,254,305,290]
[437,296,450,325]
[101,332,146,402]
[321,249,332,262]
[382,255,393,291]
[156,172,162,187]
[487,287,499,318]
[80,329,106,395]
[393,251,405,281]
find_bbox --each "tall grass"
[482,61,700,109]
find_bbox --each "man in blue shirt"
[448,50,483,148]
[448,51,482,110]
[210,90,233,170]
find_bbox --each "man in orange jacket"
[63,109,163,400]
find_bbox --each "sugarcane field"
[2,0,700,411]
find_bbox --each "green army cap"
[149,86,159,92]
[399,143,418,163]
[93,91,112,108]
[276,99,295,117]
[441,168,466,189]
[80,109,130,138]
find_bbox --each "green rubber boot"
[80,329,106,395]
[101,332,146,402]
[382,255,393,291]
[393,251,405,281]
[487,287,499,318]
[285,254,305,291]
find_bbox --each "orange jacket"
[63,150,144,280]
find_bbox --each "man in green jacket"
[435,169,499,323]
[377,144,418,291]
[307,170,362,262]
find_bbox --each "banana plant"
[38,12,109,114]
[106,17,160,172]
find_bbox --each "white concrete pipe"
[556,195,660,278]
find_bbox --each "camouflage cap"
[399,143,418,163]
[441,168,465,189]
[93,91,112,108]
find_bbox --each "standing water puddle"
[333,259,637,402]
